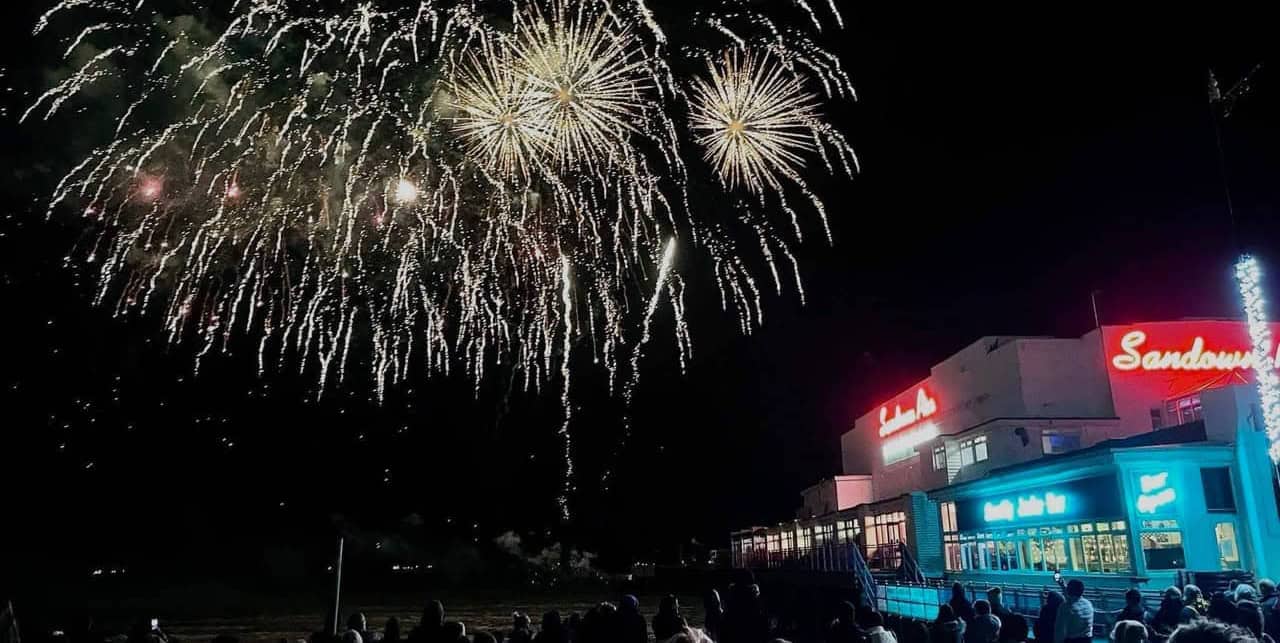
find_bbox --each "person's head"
[1234,600,1263,639]
[513,612,530,630]
[542,611,562,631]
[619,595,638,614]
[836,601,856,625]
[442,622,464,641]
[988,588,1003,606]
[1184,585,1203,602]
[384,617,400,641]
[863,611,885,629]
[1126,589,1144,607]
[910,621,933,643]
[1111,620,1147,643]
[975,600,991,616]
[704,589,722,611]
[1004,614,1029,643]
[937,604,957,623]
[422,600,444,628]
[660,595,680,614]
[1066,579,1085,598]
[1162,587,1182,603]
[1045,591,1064,609]
[1234,584,1258,603]
[347,613,367,633]
[952,583,966,599]
[1167,620,1257,643]
[1259,579,1276,599]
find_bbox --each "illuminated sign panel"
[1103,321,1280,398]
[878,387,939,437]
[1136,471,1177,514]
[954,475,1120,531]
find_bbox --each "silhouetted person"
[379,618,399,643]
[654,595,688,642]
[534,611,570,643]
[509,613,535,643]
[1001,613,1028,643]
[1209,593,1237,625]
[950,584,975,625]
[1236,600,1275,643]
[904,620,933,643]
[1118,589,1151,628]
[1186,586,1210,619]
[347,612,373,643]
[1261,580,1280,643]
[704,590,725,643]
[724,572,769,643]
[1168,620,1256,643]
[986,589,1017,643]
[1035,592,1063,643]
[1055,580,1094,643]
[827,601,863,643]
[967,600,1001,643]
[472,633,498,643]
[934,604,965,643]
[1152,587,1193,642]
[409,601,445,643]
[440,622,465,643]
[863,611,896,643]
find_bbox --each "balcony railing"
[734,540,905,574]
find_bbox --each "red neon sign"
[1103,322,1280,398]
[878,387,938,437]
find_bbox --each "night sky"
[2,2,1279,594]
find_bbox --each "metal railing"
[734,540,907,574]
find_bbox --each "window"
[1214,522,1241,570]
[814,523,834,546]
[959,435,989,466]
[933,445,948,470]
[796,526,812,551]
[941,502,961,571]
[1165,395,1203,426]
[1150,408,1163,430]
[781,529,796,554]
[766,532,780,553]
[1140,519,1186,570]
[1042,429,1082,455]
[836,519,858,543]
[951,519,1130,574]
[1201,467,1236,512]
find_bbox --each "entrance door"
[1212,519,1243,571]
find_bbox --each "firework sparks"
[689,49,822,192]
[25,0,857,515]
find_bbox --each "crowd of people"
[9,574,1280,643]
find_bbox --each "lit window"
[1164,395,1203,426]
[1150,408,1163,430]
[933,445,947,470]
[1042,429,1082,454]
[1139,519,1185,570]
[959,435,989,466]
[1215,522,1241,570]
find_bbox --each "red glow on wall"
[878,387,938,438]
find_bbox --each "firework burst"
[25,0,856,515]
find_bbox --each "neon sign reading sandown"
[1111,330,1280,372]
[878,388,939,437]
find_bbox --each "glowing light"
[1236,256,1280,463]
[1136,488,1177,514]
[881,420,938,464]
[394,179,418,204]
[1111,330,1278,372]
[878,387,939,437]
[1139,471,1169,493]
[984,491,1068,522]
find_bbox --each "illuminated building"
[731,320,1280,589]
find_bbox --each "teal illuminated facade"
[922,385,1280,588]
